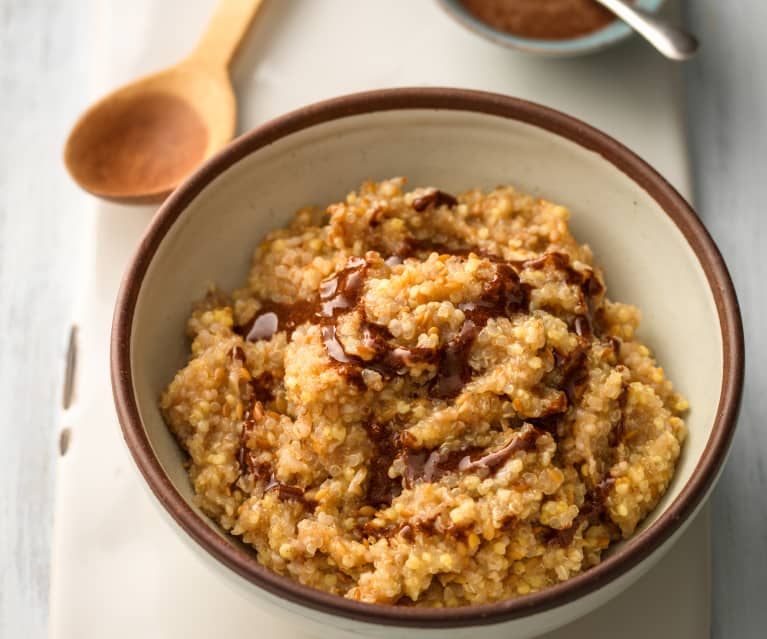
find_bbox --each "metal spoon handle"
[595,0,699,60]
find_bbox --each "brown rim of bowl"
[111,87,743,628]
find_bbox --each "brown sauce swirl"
[242,299,319,341]
[411,189,458,212]
[401,426,542,486]
[236,405,315,509]
[547,476,615,547]
[237,402,268,479]
[317,259,436,383]
[362,421,403,506]
[239,252,603,403]
[236,247,617,514]
[391,236,476,261]
[430,320,481,399]
[541,345,589,410]
[518,251,604,339]
[431,260,531,398]
[608,384,629,448]
[264,475,316,510]
[319,256,367,318]
[250,374,275,405]
[401,445,483,486]
[315,254,530,400]
[457,426,541,475]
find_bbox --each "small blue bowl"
[439,0,665,57]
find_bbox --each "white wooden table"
[0,1,764,637]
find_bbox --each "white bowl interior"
[131,109,722,549]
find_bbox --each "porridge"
[160,178,687,606]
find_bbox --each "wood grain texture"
[0,1,88,636]
[1,1,764,637]
[681,3,767,638]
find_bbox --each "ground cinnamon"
[72,92,208,196]
[460,0,623,40]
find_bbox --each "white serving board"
[49,1,707,637]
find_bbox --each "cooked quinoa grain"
[160,178,687,606]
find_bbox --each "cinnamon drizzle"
[236,402,267,478]
[233,250,531,400]
[233,243,623,522]
[235,403,315,510]
[608,385,629,448]
[264,475,317,510]
[241,299,318,341]
[516,250,604,339]
[237,251,600,397]
[401,426,542,487]
[411,189,458,212]
[457,427,542,475]
[547,476,616,548]
[362,421,402,506]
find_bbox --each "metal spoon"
[594,0,699,61]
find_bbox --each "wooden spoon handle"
[188,0,265,70]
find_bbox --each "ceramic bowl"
[111,88,742,639]
[438,0,665,58]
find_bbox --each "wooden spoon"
[64,0,264,204]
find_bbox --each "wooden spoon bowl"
[64,0,263,204]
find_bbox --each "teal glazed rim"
[439,0,666,57]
